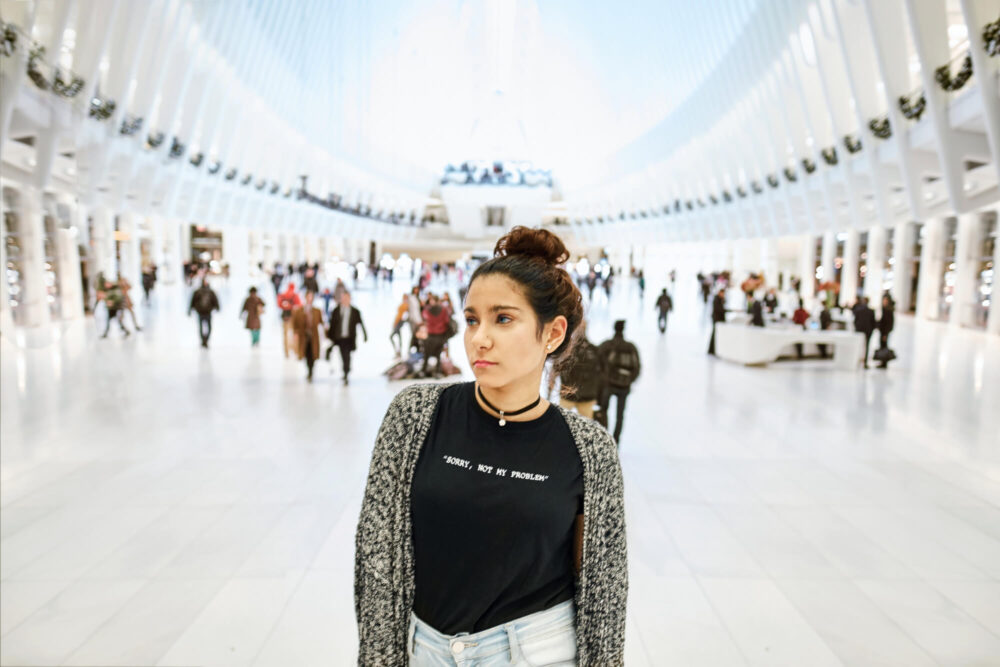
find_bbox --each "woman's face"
[463,274,565,390]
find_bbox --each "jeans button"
[451,641,464,654]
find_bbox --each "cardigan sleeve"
[582,430,629,665]
[354,389,413,664]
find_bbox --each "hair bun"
[493,226,569,266]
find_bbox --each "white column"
[820,230,836,285]
[56,227,84,320]
[150,216,165,271]
[91,206,117,280]
[19,187,51,328]
[799,235,816,300]
[892,221,915,311]
[951,212,983,329]
[916,218,946,321]
[760,238,779,288]
[225,224,250,297]
[841,229,861,306]
[865,226,887,303]
[118,211,142,307]
[161,219,183,285]
[988,209,1000,336]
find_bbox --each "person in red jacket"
[277,282,302,357]
[420,293,453,377]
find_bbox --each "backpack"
[194,289,214,313]
[604,342,639,389]
[561,341,603,401]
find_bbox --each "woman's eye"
[465,318,478,326]
[497,315,512,324]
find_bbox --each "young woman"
[355,227,627,665]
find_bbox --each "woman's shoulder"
[388,381,463,410]
[554,406,618,457]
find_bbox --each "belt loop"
[407,615,416,656]
[505,623,521,663]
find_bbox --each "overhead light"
[964,181,974,192]
[924,191,934,200]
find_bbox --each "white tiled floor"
[2,272,999,666]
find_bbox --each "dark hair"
[468,226,584,365]
[249,286,257,294]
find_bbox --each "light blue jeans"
[408,599,577,666]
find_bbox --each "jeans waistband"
[409,599,575,661]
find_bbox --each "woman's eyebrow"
[465,305,522,314]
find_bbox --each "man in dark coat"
[597,320,641,443]
[853,296,876,369]
[327,290,367,385]
[708,289,727,355]
[188,279,220,348]
[655,288,673,333]
[749,295,765,327]
[876,294,895,369]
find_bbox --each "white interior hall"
[1,0,1000,666]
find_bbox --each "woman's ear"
[546,315,568,350]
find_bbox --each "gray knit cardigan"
[354,382,627,666]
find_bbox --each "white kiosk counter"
[715,323,865,370]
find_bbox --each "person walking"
[749,293,765,327]
[98,276,130,338]
[277,282,302,358]
[354,226,626,665]
[637,269,645,299]
[406,286,424,353]
[292,289,324,381]
[188,279,220,347]
[597,319,641,442]
[555,323,604,419]
[390,293,409,357]
[853,296,876,369]
[420,293,453,378]
[302,267,319,294]
[118,277,142,331]
[327,290,367,385]
[875,294,895,369]
[655,288,673,333]
[708,289,727,355]
[141,265,156,304]
[240,286,265,347]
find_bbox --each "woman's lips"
[473,360,496,368]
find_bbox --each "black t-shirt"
[411,382,584,634]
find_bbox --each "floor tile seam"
[246,568,311,667]
[846,576,982,665]
[878,504,1000,578]
[0,504,62,543]
[921,578,1000,643]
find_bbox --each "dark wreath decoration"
[783,167,797,183]
[843,134,863,154]
[869,115,893,138]
[766,174,780,189]
[168,137,186,159]
[119,115,143,136]
[898,93,925,121]
[984,18,999,57]
[934,53,973,91]
[802,158,817,174]
[821,146,838,166]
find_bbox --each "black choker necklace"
[476,385,541,426]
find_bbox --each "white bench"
[715,323,865,370]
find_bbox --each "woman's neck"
[475,378,549,422]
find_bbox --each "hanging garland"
[270,181,280,195]
[869,115,893,138]
[189,152,204,167]
[897,93,925,121]
[766,174,779,189]
[821,146,838,165]
[146,131,165,149]
[26,45,49,90]
[802,158,817,174]
[934,53,973,91]
[119,115,143,136]
[685,200,694,211]
[283,187,293,198]
[255,179,267,191]
[751,181,763,194]
[984,18,1000,57]
[52,69,84,97]
[8,27,85,98]
[674,199,682,212]
[736,186,748,198]
[843,134,863,153]
[241,173,253,186]
[207,160,222,175]
[722,190,732,203]
[696,198,706,208]
[168,137,186,159]
[783,167,798,183]
[89,96,116,121]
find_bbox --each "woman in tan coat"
[291,289,324,381]
[240,286,265,347]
